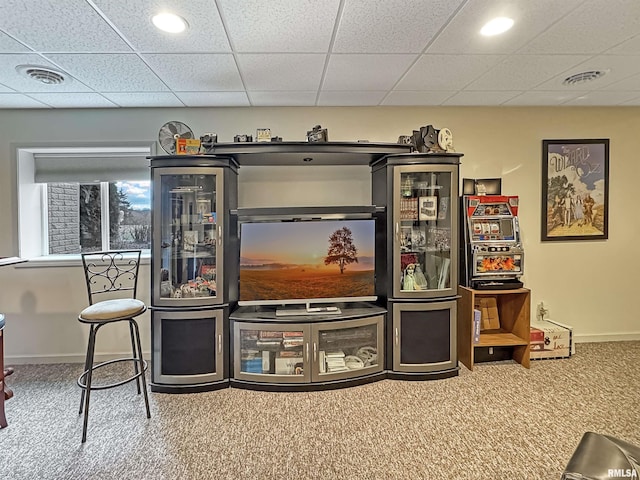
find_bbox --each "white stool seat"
[79,299,146,323]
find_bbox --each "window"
[48,181,151,254]
[17,144,153,261]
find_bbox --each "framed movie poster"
[541,139,609,241]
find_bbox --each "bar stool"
[78,250,150,443]
[1,313,15,429]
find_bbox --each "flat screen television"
[238,216,376,316]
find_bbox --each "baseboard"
[5,351,152,365]
[573,333,640,343]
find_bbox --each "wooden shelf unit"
[457,286,531,371]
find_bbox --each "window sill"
[15,252,151,268]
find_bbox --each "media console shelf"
[457,286,531,371]
[230,303,386,391]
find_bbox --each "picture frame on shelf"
[411,228,426,248]
[419,196,438,221]
[400,226,412,251]
[183,230,198,251]
[541,139,609,241]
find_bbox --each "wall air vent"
[16,65,68,85]
[562,70,607,86]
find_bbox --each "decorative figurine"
[402,263,428,291]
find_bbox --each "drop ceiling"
[0,0,639,109]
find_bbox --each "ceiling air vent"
[16,65,68,85]
[562,70,607,86]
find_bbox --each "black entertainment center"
[149,142,462,392]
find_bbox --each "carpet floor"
[1,341,639,479]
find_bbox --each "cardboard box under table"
[530,319,572,360]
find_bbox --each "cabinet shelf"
[477,330,529,347]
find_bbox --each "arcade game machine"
[460,182,524,289]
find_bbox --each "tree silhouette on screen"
[324,227,358,274]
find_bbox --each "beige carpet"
[1,341,639,479]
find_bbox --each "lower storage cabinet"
[230,304,385,390]
[151,307,227,393]
[388,299,458,379]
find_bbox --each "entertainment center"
[149,142,462,392]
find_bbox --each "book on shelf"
[319,350,326,373]
[278,350,302,357]
[282,338,304,348]
[256,340,282,347]
[473,309,481,344]
[325,350,345,358]
[259,331,284,339]
[282,331,304,338]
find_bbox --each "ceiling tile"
[102,92,185,107]
[442,91,522,105]
[333,0,465,53]
[621,94,640,105]
[605,34,640,55]
[175,91,250,107]
[535,55,640,91]
[396,54,504,90]
[604,73,640,91]
[519,0,640,54]
[46,54,169,92]
[502,91,584,106]
[142,54,243,91]
[317,90,387,106]
[238,54,325,91]
[382,90,454,105]
[562,90,640,106]
[27,93,118,108]
[323,54,416,90]
[0,93,50,108]
[91,0,231,53]
[466,55,590,90]
[0,0,131,52]
[0,54,92,93]
[0,31,29,52]
[248,91,316,106]
[0,83,13,93]
[427,0,584,54]
[218,0,340,52]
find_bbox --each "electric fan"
[158,121,194,155]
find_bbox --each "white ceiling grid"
[0,0,638,109]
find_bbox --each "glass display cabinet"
[150,155,238,392]
[230,306,385,390]
[392,163,458,299]
[371,153,462,379]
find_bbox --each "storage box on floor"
[530,319,572,360]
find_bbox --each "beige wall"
[0,106,638,362]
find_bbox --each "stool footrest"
[77,357,148,391]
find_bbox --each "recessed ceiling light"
[16,65,68,85]
[563,70,608,86]
[480,17,514,36]
[152,12,188,33]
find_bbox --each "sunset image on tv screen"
[239,220,375,302]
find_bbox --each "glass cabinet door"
[312,316,384,381]
[153,167,224,307]
[233,322,311,383]
[393,165,458,298]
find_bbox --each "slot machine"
[461,195,524,289]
